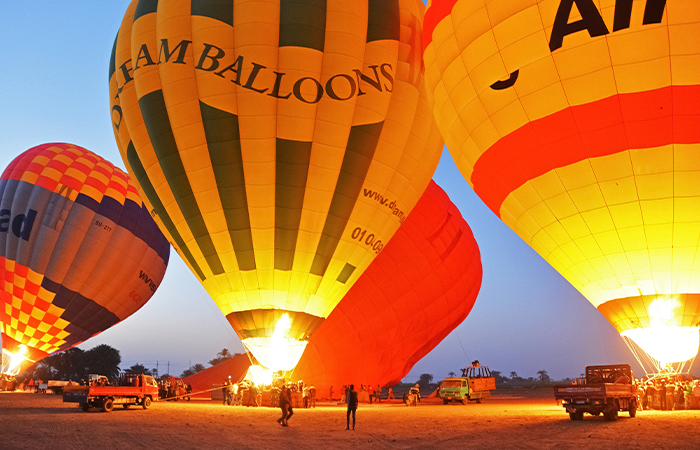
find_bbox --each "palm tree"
[208,348,238,366]
[125,363,151,375]
[448,371,456,377]
[181,363,206,378]
[83,344,121,382]
[537,370,550,383]
[510,371,518,380]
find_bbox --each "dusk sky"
[0,1,672,381]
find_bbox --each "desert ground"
[1,390,699,450]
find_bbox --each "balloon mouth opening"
[244,365,275,386]
[241,312,308,372]
[242,338,307,372]
[621,326,700,366]
[1,345,28,376]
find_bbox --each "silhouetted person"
[346,384,358,430]
[659,382,667,410]
[277,385,292,426]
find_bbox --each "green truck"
[438,363,496,404]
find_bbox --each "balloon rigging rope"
[621,335,698,376]
[453,330,469,360]
[622,335,659,375]
[185,273,240,342]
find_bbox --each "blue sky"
[0,1,656,381]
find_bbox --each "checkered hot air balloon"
[0,143,170,374]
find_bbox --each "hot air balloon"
[183,180,481,396]
[0,143,170,375]
[109,0,443,372]
[292,180,482,392]
[423,0,700,372]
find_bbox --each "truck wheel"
[569,412,583,420]
[603,410,618,421]
[476,398,483,404]
[462,398,468,405]
[102,399,114,413]
[123,404,130,410]
[629,406,637,418]
[143,396,151,410]
[443,399,449,405]
[80,403,89,412]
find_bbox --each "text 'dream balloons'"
[110,0,443,371]
[0,143,170,373]
[424,0,700,367]
[292,180,482,391]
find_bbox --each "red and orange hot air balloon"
[109,0,443,372]
[424,0,700,371]
[292,180,482,392]
[0,143,169,374]
[182,180,482,394]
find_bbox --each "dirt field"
[1,390,699,450]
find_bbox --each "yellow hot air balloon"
[110,0,443,371]
[424,0,700,371]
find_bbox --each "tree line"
[21,347,243,383]
[410,369,572,391]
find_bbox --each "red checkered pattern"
[0,257,65,354]
[1,143,135,205]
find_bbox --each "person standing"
[231,382,239,405]
[346,384,358,430]
[277,385,291,426]
[329,385,334,402]
[684,382,693,410]
[665,381,675,411]
[658,381,667,410]
[309,385,316,408]
[387,386,394,400]
[248,383,259,407]
[222,379,230,405]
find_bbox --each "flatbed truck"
[63,373,159,412]
[439,362,496,404]
[553,364,637,421]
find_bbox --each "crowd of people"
[637,377,700,410]
[158,377,192,400]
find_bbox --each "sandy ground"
[1,390,699,450]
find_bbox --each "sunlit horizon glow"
[241,313,307,372]
[621,298,700,366]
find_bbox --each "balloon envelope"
[424,0,700,366]
[111,0,443,370]
[0,143,169,374]
[292,180,482,391]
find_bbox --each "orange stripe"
[472,85,700,216]
[422,0,459,51]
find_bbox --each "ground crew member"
[346,384,358,430]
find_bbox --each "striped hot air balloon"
[109,0,443,371]
[423,0,700,371]
[0,143,169,374]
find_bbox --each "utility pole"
[167,361,170,375]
